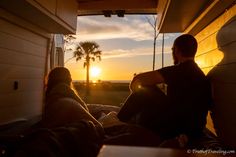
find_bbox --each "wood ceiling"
[77,0,158,16]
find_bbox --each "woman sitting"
[13,67,104,157]
[42,67,102,129]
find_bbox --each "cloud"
[65,44,173,64]
[101,45,173,59]
[76,15,181,45]
[102,48,151,59]
[65,15,180,64]
[76,15,155,41]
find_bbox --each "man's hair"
[174,34,198,57]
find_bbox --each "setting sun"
[90,66,101,77]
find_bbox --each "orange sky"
[65,15,177,81]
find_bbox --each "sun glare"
[90,66,101,77]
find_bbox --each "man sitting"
[118,34,212,142]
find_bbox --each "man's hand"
[129,70,165,92]
[130,77,142,92]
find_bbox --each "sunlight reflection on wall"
[195,49,224,75]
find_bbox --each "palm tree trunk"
[86,58,90,95]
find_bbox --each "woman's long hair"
[45,67,87,110]
[45,67,72,97]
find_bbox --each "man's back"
[158,60,212,138]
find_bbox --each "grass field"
[73,82,130,107]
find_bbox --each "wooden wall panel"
[196,5,236,42]
[0,32,46,58]
[196,35,236,75]
[56,0,77,30]
[211,107,236,148]
[0,64,44,79]
[0,79,44,94]
[195,49,224,72]
[0,48,45,68]
[197,32,218,56]
[0,17,47,123]
[195,4,236,147]
[34,0,57,14]
[0,92,43,124]
[0,18,47,46]
[1,0,77,33]
[212,83,236,103]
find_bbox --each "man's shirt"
[158,60,212,137]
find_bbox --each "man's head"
[172,34,198,64]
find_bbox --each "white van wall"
[0,12,49,124]
[195,4,236,148]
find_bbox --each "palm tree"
[74,41,102,92]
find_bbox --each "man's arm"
[130,70,165,92]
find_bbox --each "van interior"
[0,0,236,156]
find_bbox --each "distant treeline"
[73,82,130,91]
